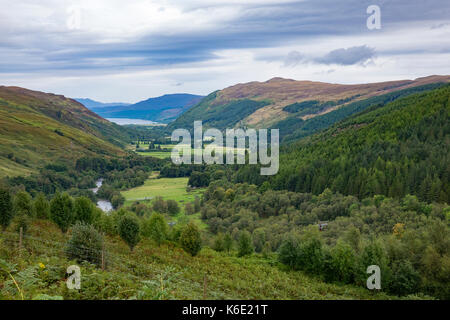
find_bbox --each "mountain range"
[76,94,204,123]
[168,75,450,133]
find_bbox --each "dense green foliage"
[141,213,169,245]
[274,82,447,143]
[34,193,50,219]
[73,197,96,224]
[13,191,34,217]
[118,214,141,251]
[237,231,254,257]
[200,180,449,298]
[282,95,359,116]
[50,193,74,233]
[0,186,13,229]
[65,223,104,267]
[179,222,202,256]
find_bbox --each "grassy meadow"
[134,142,248,160]
[120,174,206,228]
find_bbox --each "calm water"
[106,118,165,126]
[91,179,113,213]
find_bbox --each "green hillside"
[167,92,271,131]
[194,84,450,299]
[274,82,447,144]
[0,86,132,178]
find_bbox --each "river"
[91,179,113,213]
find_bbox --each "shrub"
[50,193,74,233]
[95,212,117,236]
[0,186,13,230]
[252,228,266,253]
[237,231,254,257]
[65,223,104,267]
[118,214,141,251]
[194,196,201,213]
[131,202,150,217]
[170,224,183,242]
[167,200,180,216]
[15,213,30,235]
[188,171,210,188]
[74,197,95,224]
[13,191,34,217]
[184,202,195,215]
[223,233,233,252]
[278,236,300,269]
[180,222,202,256]
[213,233,225,252]
[328,241,356,283]
[152,196,167,213]
[357,240,390,288]
[299,238,324,275]
[34,193,50,219]
[142,213,168,245]
[388,260,420,295]
[111,193,125,209]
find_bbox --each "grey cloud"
[316,45,376,66]
[284,51,305,67]
[283,46,376,67]
[0,0,449,73]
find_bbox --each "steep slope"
[83,94,204,123]
[169,75,450,131]
[268,84,450,203]
[0,86,129,177]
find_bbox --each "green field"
[121,177,203,204]
[135,143,248,160]
[121,175,206,228]
[136,151,172,159]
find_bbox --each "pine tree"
[118,214,141,251]
[237,231,253,257]
[0,186,13,230]
[50,192,74,233]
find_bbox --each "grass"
[136,151,172,159]
[121,177,203,204]
[0,220,404,300]
[121,175,206,228]
[0,90,126,178]
[135,144,248,160]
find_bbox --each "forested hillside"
[191,85,450,299]
[267,84,450,203]
[274,82,447,144]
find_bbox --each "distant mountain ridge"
[168,75,450,132]
[77,93,204,123]
[75,98,131,109]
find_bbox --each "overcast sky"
[0,0,449,102]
